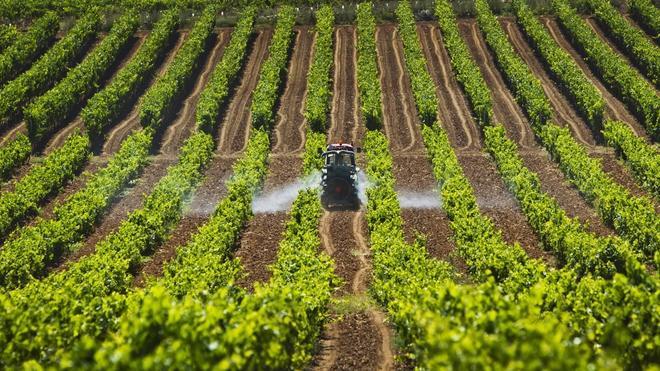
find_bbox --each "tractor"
[320,143,360,209]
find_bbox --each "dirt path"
[584,16,658,90]
[132,29,279,285]
[103,31,188,155]
[159,30,232,155]
[217,29,273,155]
[375,24,424,154]
[461,21,536,149]
[232,28,310,288]
[502,19,596,147]
[503,19,654,202]
[417,22,480,151]
[313,25,394,371]
[329,26,362,145]
[541,17,649,139]
[42,33,148,154]
[272,27,314,154]
[460,20,614,238]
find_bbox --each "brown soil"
[233,28,311,288]
[217,29,273,154]
[584,16,658,89]
[520,149,613,237]
[329,26,363,145]
[375,24,425,154]
[461,20,614,239]
[42,33,149,154]
[460,21,536,149]
[503,19,658,208]
[541,17,650,140]
[272,27,314,154]
[313,26,393,370]
[102,31,189,154]
[417,22,481,151]
[51,157,175,273]
[132,156,236,287]
[0,122,26,147]
[159,29,232,155]
[501,18,598,147]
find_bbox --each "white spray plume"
[251,171,321,214]
[396,189,442,209]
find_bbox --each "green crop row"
[364,129,594,368]
[0,24,18,52]
[60,130,272,368]
[303,4,334,132]
[356,2,382,130]
[0,130,214,366]
[139,5,217,131]
[552,0,660,141]
[434,0,493,126]
[0,12,58,86]
[83,9,179,139]
[483,124,659,366]
[0,130,152,290]
[603,120,659,198]
[475,0,552,128]
[587,0,659,86]
[0,11,100,126]
[250,5,296,131]
[26,11,139,145]
[196,6,256,133]
[476,0,659,262]
[485,124,649,281]
[395,1,436,125]
[629,0,660,37]
[513,0,605,129]
[539,123,659,260]
[0,133,30,181]
[0,132,89,240]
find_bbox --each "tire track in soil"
[313,26,394,371]
[541,17,649,139]
[375,24,423,154]
[417,22,479,151]
[502,19,595,147]
[461,21,536,149]
[329,26,362,145]
[233,27,309,289]
[503,19,656,203]
[584,16,658,90]
[103,31,188,155]
[49,29,235,272]
[217,29,273,155]
[272,27,314,154]
[43,33,149,154]
[460,20,614,238]
[159,29,232,155]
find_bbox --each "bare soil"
[417,22,481,151]
[540,17,650,140]
[233,27,312,288]
[460,19,614,238]
[217,28,273,154]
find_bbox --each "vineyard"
[0,0,658,369]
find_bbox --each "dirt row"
[313,25,394,371]
[460,19,616,239]
[133,28,275,284]
[48,30,234,273]
[232,27,313,288]
[500,18,653,203]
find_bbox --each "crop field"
[0,0,658,369]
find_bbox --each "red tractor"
[321,143,360,209]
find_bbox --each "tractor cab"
[321,143,360,209]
